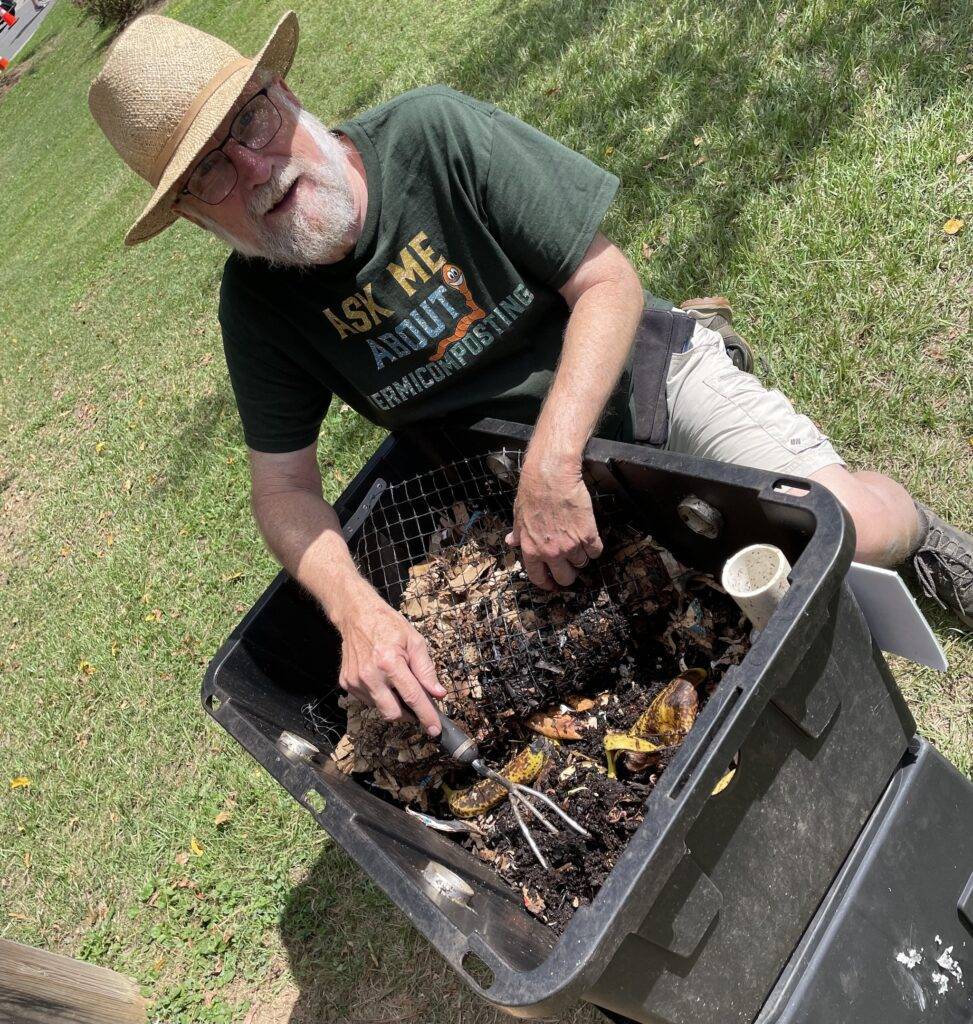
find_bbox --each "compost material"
[333,500,750,933]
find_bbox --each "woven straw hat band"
[149,56,252,186]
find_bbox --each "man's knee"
[808,465,918,566]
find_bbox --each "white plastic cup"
[721,544,792,632]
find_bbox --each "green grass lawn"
[1,0,970,1021]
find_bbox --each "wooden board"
[0,940,146,1024]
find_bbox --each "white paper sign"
[847,562,948,671]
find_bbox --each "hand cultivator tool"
[434,708,591,869]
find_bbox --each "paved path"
[0,0,56,64]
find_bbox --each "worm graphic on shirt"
[428,263,486,362]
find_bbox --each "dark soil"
[425,547,747,933]
[461,743,652,931]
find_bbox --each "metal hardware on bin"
[276,731,321,762]
[421,860,475,903]
[677,495,723,538]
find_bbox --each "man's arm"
[507,232,644,589]
[249,444,446,734]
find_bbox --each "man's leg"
[806,465,922,567]
[664,315,973,626]
[679,296,753,373]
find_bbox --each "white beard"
[201,92,357,269]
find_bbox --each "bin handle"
[660,680,743,801]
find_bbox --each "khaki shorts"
[664,320,845,478]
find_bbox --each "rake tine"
[510,795,549,870]
[509,790,559,834]
[514,784,592,839]
[485,766,557,834]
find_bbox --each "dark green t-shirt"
[219,85,626,453]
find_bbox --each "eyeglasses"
[181,88,283,206]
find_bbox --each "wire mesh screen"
[350,449,666,734]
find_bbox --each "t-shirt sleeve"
[483,107,620,289]
[218,268,332,453]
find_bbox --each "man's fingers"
[364,676,406,723]
[522,548,558,591]
[566,546,591,568]
[406,633,446,698]
[566,535,603,568]
[583,532,604,560]
[505,528,519,547]
[546,556,579,588]
[384,655,441,736]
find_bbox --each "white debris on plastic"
[896,948,923,970]
[895,937,966,1004]
[936,945,963,984]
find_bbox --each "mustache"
[248,165,302,218]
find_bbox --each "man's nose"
[225,139,273,191]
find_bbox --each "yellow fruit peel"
[447,739,550,818]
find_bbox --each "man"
[89,12,971,737]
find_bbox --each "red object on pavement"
[0,9,16,25]
[0,58,8,69]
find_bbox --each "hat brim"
[123,10,299,246]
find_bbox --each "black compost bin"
[756,736,973,1023]
[202,420,916,1024]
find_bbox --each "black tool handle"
[435,709,480,767]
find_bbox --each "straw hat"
[89,11,299,246]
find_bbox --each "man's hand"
[502,233,641,589]
[335,592,446,735]
[247,445,445,736]
[506,458,604,590]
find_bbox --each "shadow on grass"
[334,0,620,120]
[0,31,58,100]
[147,388,235,501]
[340,0,967,296]
[77,0,167,50]
[277,846,595,1024]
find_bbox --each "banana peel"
[446,738,551,818]
[712,752,740,795]
[606,669,707,778]
[604,733,665,780]
[711,766,736,795]
[634,670,705,744]
[526,710,586,741]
